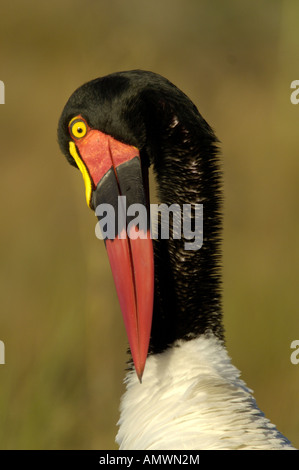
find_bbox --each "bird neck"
[148,120,224,354]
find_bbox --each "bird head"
[57,71,167,381]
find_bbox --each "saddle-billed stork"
[58,70,295,450]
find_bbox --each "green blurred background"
[0,0,298,449]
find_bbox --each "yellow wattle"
[69,141,93,208]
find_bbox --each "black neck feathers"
[142,88,224,353]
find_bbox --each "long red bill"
[69,128,154,381]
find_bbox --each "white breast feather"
[116,335,295,450]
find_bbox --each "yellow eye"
[69,116,88,139]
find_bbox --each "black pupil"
[77,127,83,134]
